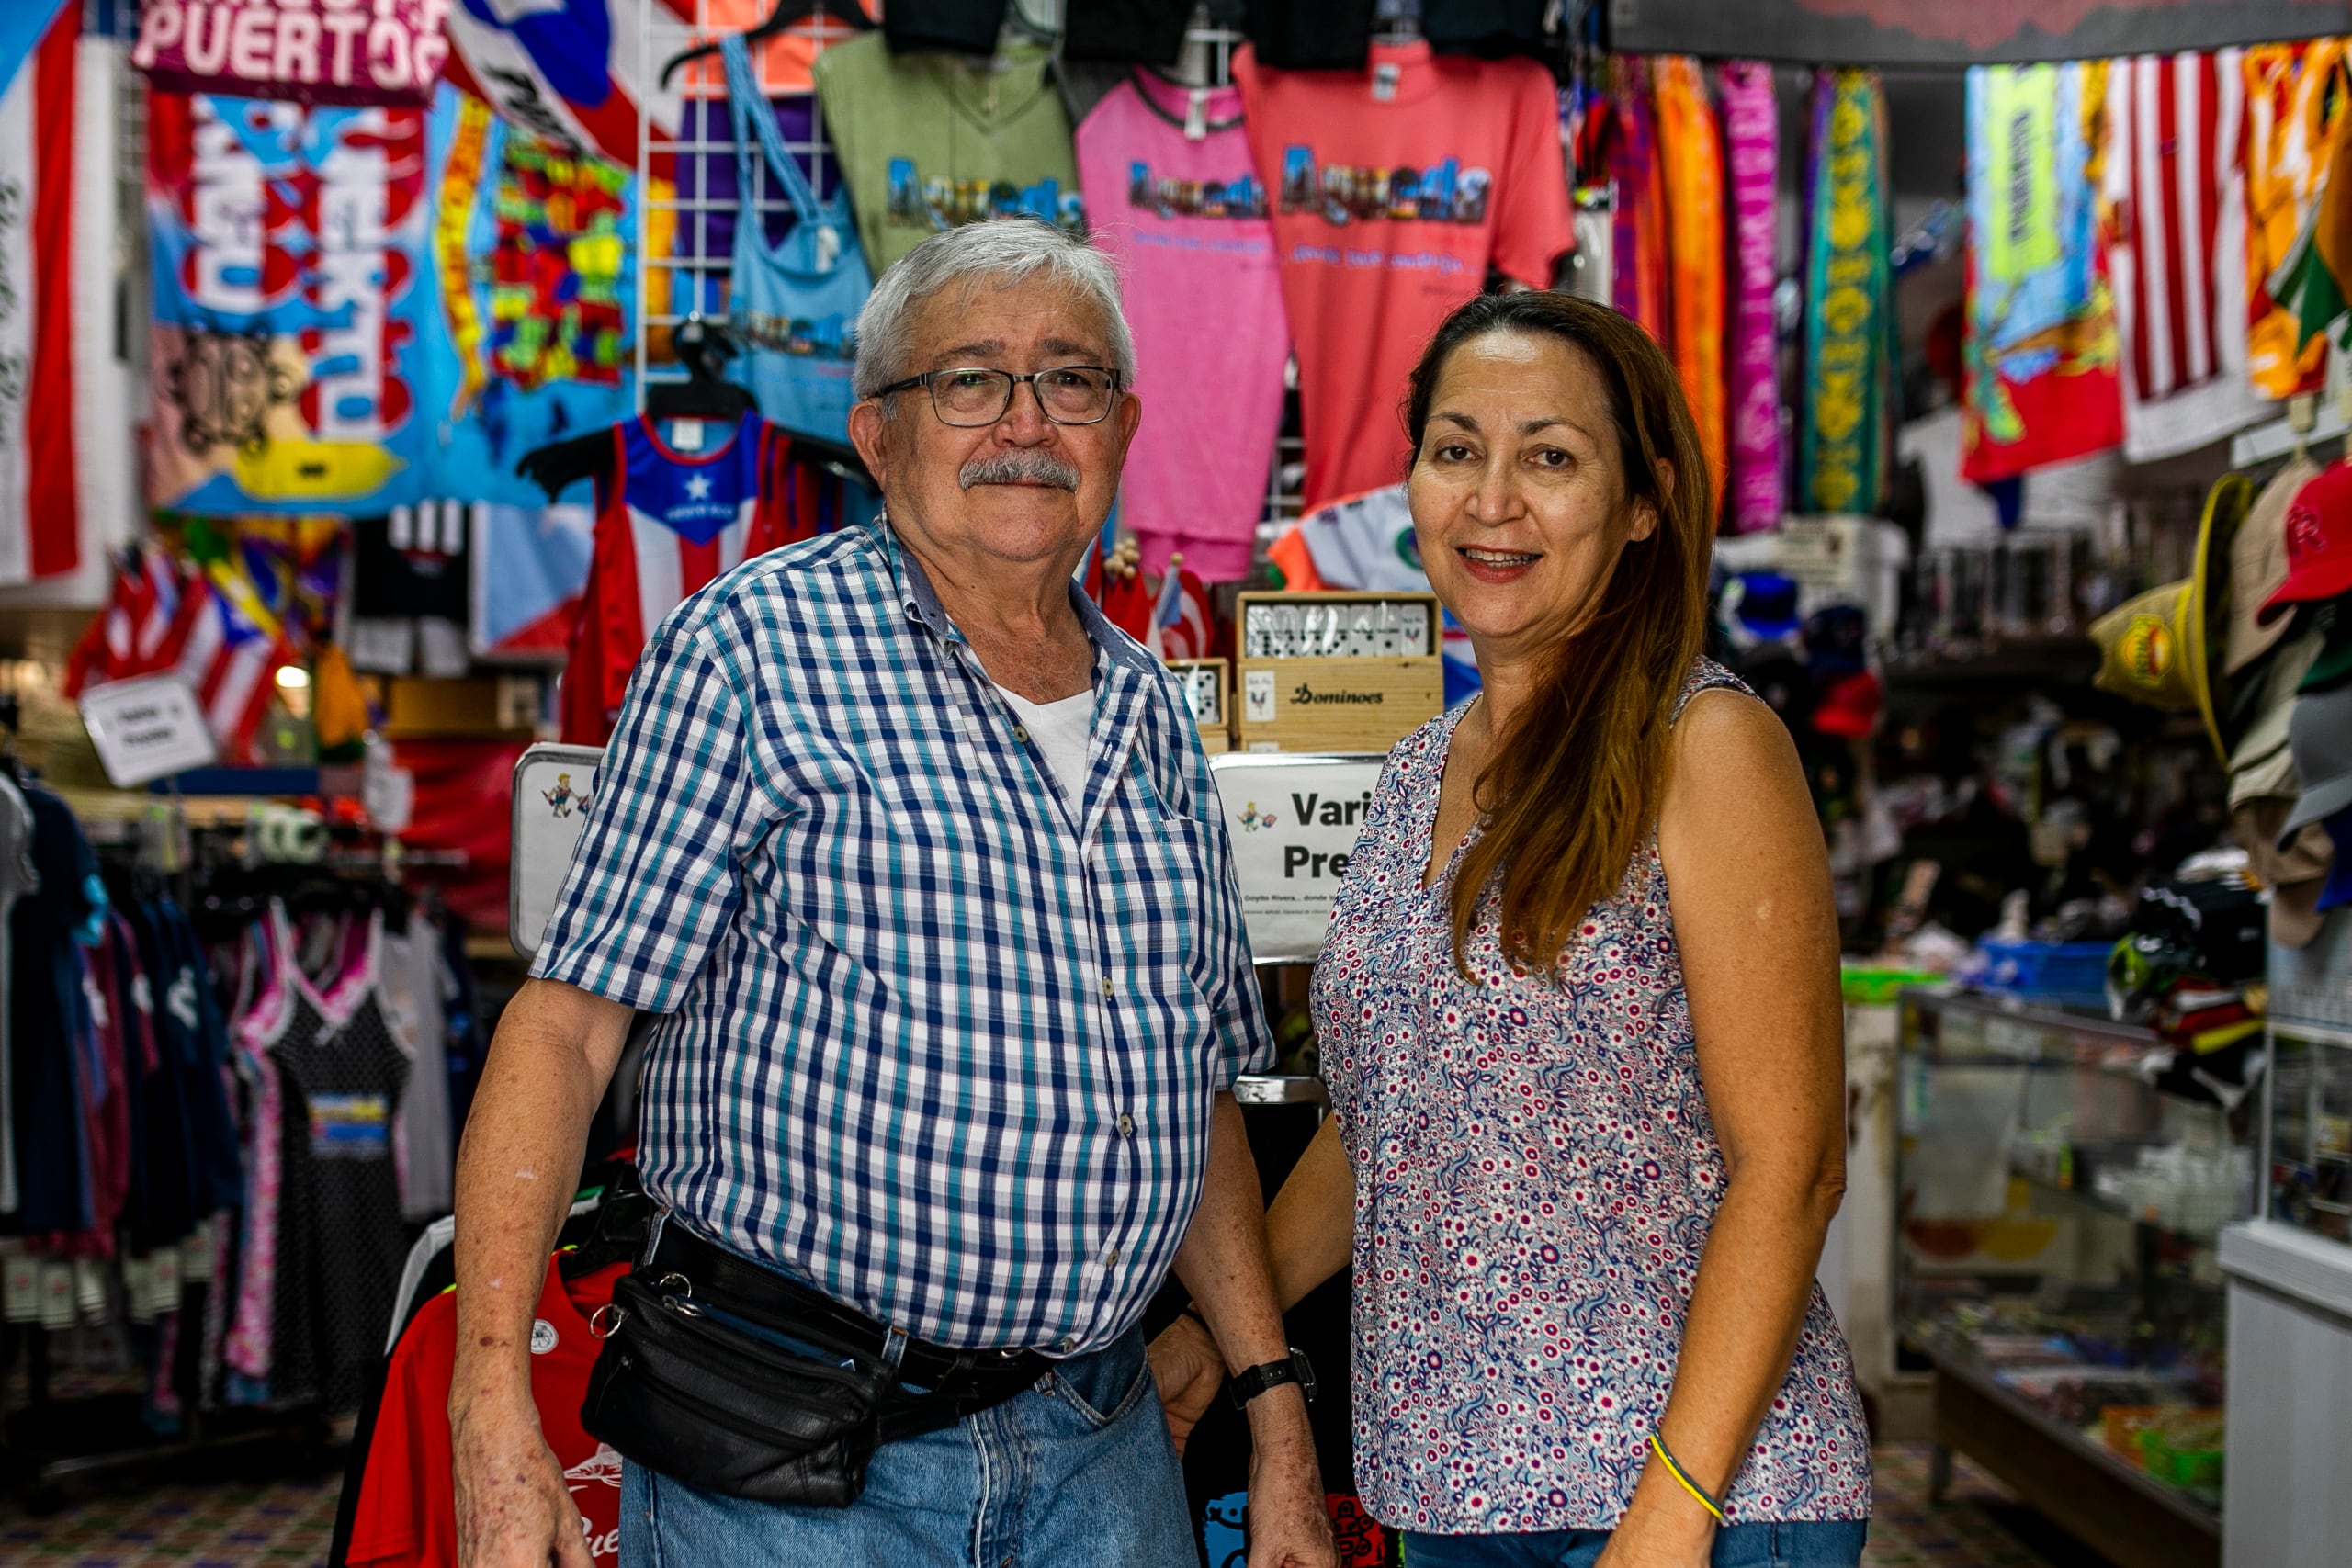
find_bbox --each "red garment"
[1235,40,1575,509]
[559,414,803,745]
[387,738,533,931]
[346,1256,628,1568]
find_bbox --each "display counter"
[2222,910,2352,1568]
[1895,987,2247,1568]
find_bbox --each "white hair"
[851,220,1136,404]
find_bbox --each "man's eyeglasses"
[875,366,1125,427]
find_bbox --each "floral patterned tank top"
[1312,660,1871,1533]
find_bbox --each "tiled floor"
[0,1444,2113,1566]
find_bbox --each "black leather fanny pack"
[580,1217,1050,1506]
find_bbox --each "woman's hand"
[1590,1472,1718,1568]
[1148,1312,1226,1457]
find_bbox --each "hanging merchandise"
[721,34,868,446]
[1064,0,1194,67]
[1961,62,2125,485]
[2244,40,2351,401]
[1422,0,1552,60]
[1075,73,1290,582]
[1721,60,1782,535]
[559,412,810,745]
[2103,50,2267,462]
[812,34,1084,274]
[348,502,473,679]
[426,90,642,511]
[2267,84,2352,375]
[132,0,452,107]
[1652,56,1728,501]
[146,90,440,516]
[442,0,687,173]
[1799,67,1893,515]
[884,0,1012,56]
[63,549,297,763]
[1601,57,1668,347]
[1242,0,1374,72]
[0,1,81,584]
[1235,38,1575,508]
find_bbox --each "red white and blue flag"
[445,0,692,171]
[0,0,80,584]
[1146,564,1215,663]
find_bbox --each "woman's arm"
[1604,688,1849,1564]
[1150,1112,1354,1453]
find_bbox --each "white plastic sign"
[511,743,605,957]
[78,674,220,787]
[1208,753,1385,964]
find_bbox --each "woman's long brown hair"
[1403,292,1715,976]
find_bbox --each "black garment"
[348,502,471,677]
[1422,0,1553,59]
[124,900,199,1249]
[5,784,100,1236]
[157,900,244,1217]
[1064,0,1193,64]
[1243,0,1374,70]
[882,0,1008,54]
[266,927,410,1412]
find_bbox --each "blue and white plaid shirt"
[533,517,1271,1353]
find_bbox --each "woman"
[1153,293,1871,1566]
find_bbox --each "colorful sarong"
[1962,62,2124,482]
[1722,60,1782,533]
[2245,41,2350,400]
[1799,68,1891,516]
[1607,56,1668,347]
[1655,56,1727,505]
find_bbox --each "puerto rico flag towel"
[0,1,81,584]
[444,0,692,173]
[2105,50,2267,462]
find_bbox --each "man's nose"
[993,380,1056,444]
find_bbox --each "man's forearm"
[1172,1091,1293,1371]
[449,980,633,1419]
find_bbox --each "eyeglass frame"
[871,364,1127,427]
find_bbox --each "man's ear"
[848,400,891,489]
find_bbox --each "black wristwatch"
[1228,1348,1318,1409]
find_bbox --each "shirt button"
[1012,724,1030,743]
[1101,975,1114,998]
[1102,1247,1121,1267]
[1056,1336,1076,1352]
[1116,1113,1135,1136]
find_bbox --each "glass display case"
[2263,1020,2352,1240]
[1895,987,2252,1568]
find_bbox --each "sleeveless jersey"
[560,412,810,744]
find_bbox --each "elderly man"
[448,220,1333,1568]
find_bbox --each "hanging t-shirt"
[349,502,472,679]
[0,774,35,1216]
[812,34,1085,273]
[559,412,805,745]
[1076,75,1289,583]
[345,1255,629,1568]
[1235,40,1575,508]
[2104,50,2267,462]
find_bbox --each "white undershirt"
[994,684,1095,805]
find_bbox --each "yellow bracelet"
[1649,1431,1726,1523]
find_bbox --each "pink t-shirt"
[1236,42,1575,509]
[1078,76,1291,583]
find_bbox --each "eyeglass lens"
[932,367,1115,426]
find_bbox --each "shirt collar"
[869,513,1159,680]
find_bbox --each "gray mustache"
[958,451,1082,491]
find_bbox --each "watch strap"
[1227,1348,1316,1408]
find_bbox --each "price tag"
[40,1261,75,1330]
[78,673,219,787]
[2,1253,37,1323]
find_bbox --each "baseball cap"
[2091,581,2199,711]
[2190,474,2255,761]
[2258,458,2352,624]
[2234,796,2335,946]
[2226,455,2318,674]
[1804,604,1869,676]
[2320,804,2352,915]
[1813,671,1883,739]
[2224,626,2323,808]
[1727,571,1803,645]
[2301,601,2352,693]
[2280,682,2352,845]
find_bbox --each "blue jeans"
[1401,1519,1868,1567]
[619,1325,1193,1568]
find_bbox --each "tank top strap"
[1669,656,1755,724]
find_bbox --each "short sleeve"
[1491,60,1575,289]
[531,618,769,1014]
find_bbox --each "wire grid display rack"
[631,2,1309,571]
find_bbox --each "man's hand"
[452,1393,594,1568]
[1147,1313,1225,1458]
[1243,1386,1335,1568]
